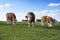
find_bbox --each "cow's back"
[41,16,51,23]
[6,13,16,21]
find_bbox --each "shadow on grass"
[35,23,60,30]
[41,25,60,30]
[0,23,14,25]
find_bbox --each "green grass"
[0,21,60,40]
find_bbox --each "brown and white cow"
[40,16,57,27]
[25,12,35,27]
[6,12,17,24]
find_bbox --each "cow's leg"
[7,20,9,24]
[6,17,9,24]
[41,21,44,26]
[48,22,52,27]
[28,22,30,27]
[27,16,31,27]
[12,19,16,24]
[32,22,34,27]
[48,20,52,27]
[13,20,16,24]
[7,19,11,24]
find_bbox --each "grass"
[0,21,60,40]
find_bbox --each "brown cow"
[6,12,17,24]
[41,16,57,27]
[25,12,35,27]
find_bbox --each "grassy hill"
[0,21,60,40]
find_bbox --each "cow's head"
[51,18,57,24]
[12,19,17,24]
[25,13,32,21]
[25,16,28,18]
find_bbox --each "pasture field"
[0,21,60,40]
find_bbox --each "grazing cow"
[41,16,57,27]
[6,12,17,24]
[25,12,35,27]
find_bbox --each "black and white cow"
[25,12,35,27]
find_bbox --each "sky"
[0,0,60,22]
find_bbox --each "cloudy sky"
[0,0,60,21]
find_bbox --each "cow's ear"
[25,16,27,18]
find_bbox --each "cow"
[6,12,17,24]
[40,16,57,27]
[25,12,35,27]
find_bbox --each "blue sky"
[0,0,60,21]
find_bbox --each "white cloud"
[5,4,11,7]
[48,3,60,7]
[0,3,11,14]
[40,10,49,13]
[0,3,11,8]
